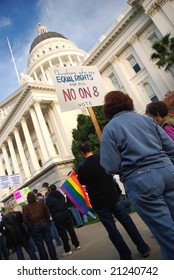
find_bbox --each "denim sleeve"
[100,130,121,175]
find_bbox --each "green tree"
[151,33,174,71]
[71,106,107,170]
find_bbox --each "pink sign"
[13,190,22,200]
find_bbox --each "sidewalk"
[9,212,162,260]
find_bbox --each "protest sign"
[0,173,21,188]
[49,66,106,112]
[13,187,30,204]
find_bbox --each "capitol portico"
[0,23,87,206]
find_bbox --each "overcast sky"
[0,0,129,102]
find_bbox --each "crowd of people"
[0,90,174,260]
[0,185,82,260]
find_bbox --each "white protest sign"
[49,66,106,112]
[0,173,21,188]
[0,175,11,188]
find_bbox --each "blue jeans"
[50,220,62,246]
[95,197,149,260]
[31,221,57,260]
[83,211,96,223]
[15,237,38,260]
[69,207,83,227]
[124,164,174,260]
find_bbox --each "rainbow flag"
[60,171,92,214]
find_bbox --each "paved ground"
[9,212,162,260]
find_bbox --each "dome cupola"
[29,23,67,53]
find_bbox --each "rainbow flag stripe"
[60,171,92,214]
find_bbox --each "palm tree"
[151,33,174,71]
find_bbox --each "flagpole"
[6,36,20,84]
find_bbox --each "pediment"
[0,86,24,128]
[0,84,30,128]
[0,82,55,131]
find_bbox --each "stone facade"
[83,0,174,113]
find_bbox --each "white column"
[21,117,40,173]
[145,3,174,36]
[33,101,56,157]
[0,153,6,197]
[49,60,53,67]
[13,127,31,179]
[51,101,72,154]
[110,56,149,113]
[58,57,64,66]
[49,102,69,157]
[29,107,49,162]
[68,55,74,65]
[40,65,47,81]
[129,35,168,98]
[160,0,174,25]
[77,55,81,63]
[1,144,12,175]
[0,152,6,175]
[33,71,39,81]
[7,136,20,174]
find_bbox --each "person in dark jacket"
[45,184,80,257]
[77,142,150,260]
[23,192,57,260]
[0,205,37,260]
[0,211,9,260]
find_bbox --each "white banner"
[49,66,107,112]
[0,173,21,188]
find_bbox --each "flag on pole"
[60,171,92,214]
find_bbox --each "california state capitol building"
[0,0,174,207]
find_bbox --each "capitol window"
[149,33,158,45]
[109,73,122,89]
[128,55,141,73]
[143,82,158,102]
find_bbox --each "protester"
[77,142,150,260]
[0,205,37,260]
[23,192,58,260]
[145,101,174,140]
[100,90,174,260]
[34,189,62,246]
[0,211,9,260]
[33,189,38,195]
[45,184,80,257]
[36,192,46,202]
[44,191,62,246]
